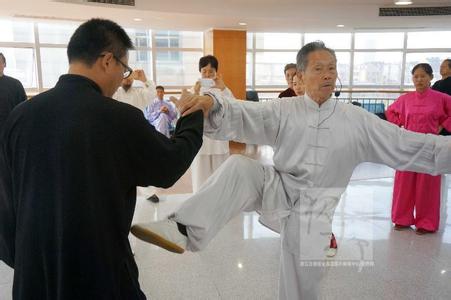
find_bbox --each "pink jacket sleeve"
[439,93,451,131]
[386,95,405,127]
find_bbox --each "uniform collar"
[304,93,334,110]
[415,87,431,99]
[56,74,103,94]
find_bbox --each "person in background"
[145,85,177,138]
[278,63,297,98]
[113,69,155,112]
[190,55,231,193]
[144,85,178,203]
[432,59,451,96]
[114,69,158,201]
[292,73,305,96]
[386,63,451,234]
[432,59,451,136]
[0,53,27,131]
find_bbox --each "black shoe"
[147,194,160,203]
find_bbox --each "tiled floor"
[1,146,450,299]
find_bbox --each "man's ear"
[99,52,114,72]
[297,70,305,84]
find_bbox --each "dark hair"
[156,85,164,91]
[0,53,5,64]
[284,63,297,74]
[199,55,218,72]
[296,41,336,71]
[67,18,133,66]
[444,59,451,69]
[411,63,433,76]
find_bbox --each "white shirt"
[113,80,156,112]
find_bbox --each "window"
[0,47,37,88]
[0,20,34,43]
[354,32,404,49]
[353,52,403,86]
[255,52,298,86]
[247,33,253,50]
[407,31,451,49]
[246,52,253,87]
[126,28,151,48]
[155,51,203,86]
[128,50,152,79]
[255,33,302,50]
[155,31,202,49]
[404,52,450,86]
[304,33,351,50]
[40,48,68,88]
[336,52,351,86]
[38,22,79,44]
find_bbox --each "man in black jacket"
[432,59,451,95]
[0,19,203,300]
[0,53,27,132]
[432,58,451,135]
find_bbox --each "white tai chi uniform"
[190,87,232,192]
[171,91,451,299]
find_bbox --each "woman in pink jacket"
[386,63,451,234]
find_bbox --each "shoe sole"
[130,225,185,254]
[415,229,435,235]
[326,248,337,257]
[394,226,410,231]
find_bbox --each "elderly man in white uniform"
[131,42,451,299]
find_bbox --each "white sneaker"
[131,219,187,254]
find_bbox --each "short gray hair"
[296,41,336,71]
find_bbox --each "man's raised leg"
[131,155,266,253]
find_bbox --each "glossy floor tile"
[1,161,450,299]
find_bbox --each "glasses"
[99,53,133,79]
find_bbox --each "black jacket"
[0,74,203,299]
[0,75,27,132]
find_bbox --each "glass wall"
[247,30,451,95]
[0,19,204,92]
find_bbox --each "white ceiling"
[0,0,451,32]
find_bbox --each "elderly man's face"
[300,50,337,102]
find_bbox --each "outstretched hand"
[170,89,214,117]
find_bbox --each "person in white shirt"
[114,69,157,202]
[190,55,231,193]
[113,69,155,112]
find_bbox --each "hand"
[160,106,169,114]
[133,69,147,83]
[170,89,214,117]
[193,81,201,95]
[212,74,226,91]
